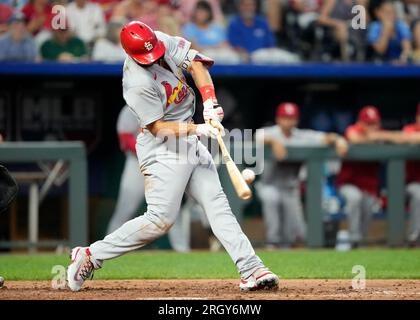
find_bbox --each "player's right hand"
[195,123,220,139]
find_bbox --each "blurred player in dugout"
[337,105,420,248]
[402,104,420,247]
[108,105,208,252]
[255,102,349,248]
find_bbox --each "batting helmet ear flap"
[0,165,18,214]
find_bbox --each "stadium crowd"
[0,0,420,63]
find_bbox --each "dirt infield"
[1,279,420,300]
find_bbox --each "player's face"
[239,0,257,19]
[75,0,86,6]
[377,2,395,21]
[10,21,26,40]
[363,122,381,133]
[54,29,71,43]
[136,56,163,68]
[194,7,211,25]
[276,117,298,131]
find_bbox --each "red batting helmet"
[120,21,165,65]
[276,102,300,119]
[358,105,381,124]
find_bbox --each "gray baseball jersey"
[257,125,326,188]
[89,31,266,279]
[122,31,196,129]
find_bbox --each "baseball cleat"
[254,268,279,290]
[67,247,98,292]
[239,268,279,291]
[239,276,258,291]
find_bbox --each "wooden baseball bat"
[211,121,252,200]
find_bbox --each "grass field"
[1,249,420,281]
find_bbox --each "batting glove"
[195,123,220,139]
[208,119,225,136]
[203,103,224,123]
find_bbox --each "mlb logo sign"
[144,42,154,51]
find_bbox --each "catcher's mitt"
[0,165,18,214]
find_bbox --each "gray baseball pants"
[90,133,264,279]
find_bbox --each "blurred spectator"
[265,0,283,36]
[402,103,420,246]
[219,0,238,16]
[228,0,274,57]
[289,0,322,31]
[91,20,126,62]
[10,0,32,10]
[22,0,54,48]
[92,0,121,22]
[155,1,181,36]
[285,0,323,59]
[255,102,348,248]
[40,24,88,62]
[399,0,420,25]
[368,0,412,63]
[228,0,299,63]
[318,0,368,61]
[112,0,180,35]
[337,106,404,248]
[22,0,53,35]
[0,3,14,34]
[113,0,158,28]
[413,15,420,63]
[66,0,106,47]
[0,13,37,62]
[178,0,224,24]
[183,1,241,64]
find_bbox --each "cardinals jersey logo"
[161,81,173,106]
[161,81,190,107]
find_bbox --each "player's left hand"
[208,119,225,137]
[203,104,224,123]
[335,137,349,157]
[196,123,220,139]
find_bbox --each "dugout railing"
[225,144,420,248]
[0,141,88,249]
[0,142,419,249]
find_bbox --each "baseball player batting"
[67,21,279,292]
